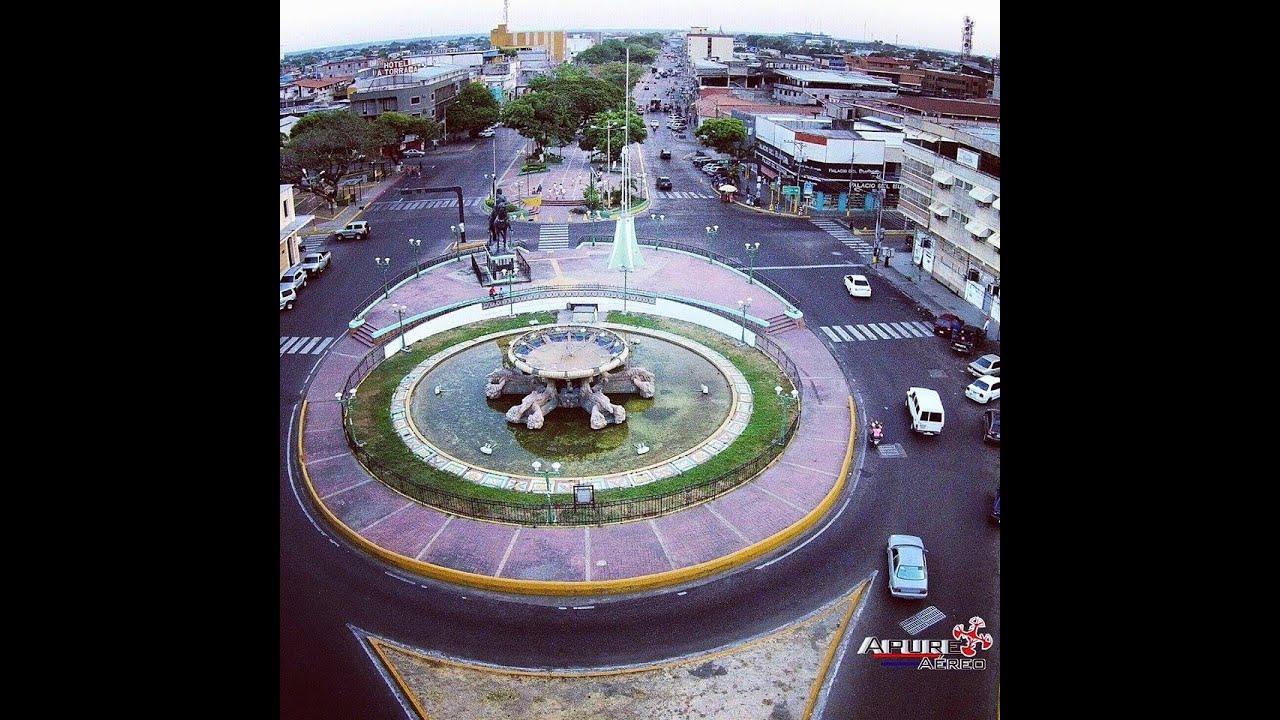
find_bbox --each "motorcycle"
[868,420,884,447]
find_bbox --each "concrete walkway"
[298,244,853,594]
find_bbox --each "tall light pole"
[375,256,391,299]
[774,385,799,446]
[650,213,664,244]
[705,225,718,264]
[738,297,752,345]
[392,302,409,352]
[491,133,498,198]
[335,388,357,443]
[744,241,760,284]
[408,237,421,277]
[450,224,460,250]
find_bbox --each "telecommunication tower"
[504,0,509,24]
[961,16,974,59]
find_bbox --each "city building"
[565,33,597,61]
[770,68,898,106]
[919,68,991,99]
[348,63,471,129]
[280,185,313,275]
[280,76,353,109]
[895,118,1000,336]
[685,29,734,63]
[490,23,567,63]
[318,57,378,78]
[879,97,1000,126]
[844,56,923,94]
[749,114,903,212]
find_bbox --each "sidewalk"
[300,171,406,238]
[878,250,1000,348]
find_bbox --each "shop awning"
[991,197,1000,210]
[987,232,1000,249]
[965,221,993,238]
[968,185,996,204]
[759,165,778,180]
[931,170,954,186]
[928,202,952,218]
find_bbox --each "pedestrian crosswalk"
[817,320,935,343]
[539,223,570,249]
[280,336,335,356]
[655,191,718,200]
[812,218,875,256]
[367,197,486,212]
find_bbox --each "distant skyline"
[280,0,999,58]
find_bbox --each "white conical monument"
[607,46,645,272]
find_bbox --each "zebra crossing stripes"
[817,320,935,343]
[656,191,718,200]
[280,337,335,355]
[367,197,485,212]
[539,223,570,249]
[811,217,875,255]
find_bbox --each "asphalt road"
[281,53,999,720]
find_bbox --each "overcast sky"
[281,0,999,57]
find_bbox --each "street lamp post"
[491,133,498,198]
[375,256,391,299]
[650,213,664,245]
[744,241,760,284]
[738,297,752,345]
[774,385,799,446]
[335,388,357,443]
[621,265,629,314]
[408,238,421,277]
[450,224,460,250]
[392,303,409,352]
[532,460,562,524]
[705,225,718,264]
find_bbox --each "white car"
[300,251,331,276]
[280,286,296,311]
[478,128,496,138]
[843,274,871,298]
[967,353,1001,377]
[887,535,928,598]
[403,149,426,157]
[965,375,1001,404]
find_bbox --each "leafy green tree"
[594,62,649,96]
[280,110,382,206]
[574,39,658,65]
[449,82,502,137]
[500,92,577,158]
[528,65,623,129]
[579,109,647,162]
[373,112,441,161]
[694,117,748,156]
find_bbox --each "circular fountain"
[486,326,656,431]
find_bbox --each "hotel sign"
[377,59,424,76]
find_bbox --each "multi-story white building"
[686,29,733,63]
[280,185,314,276]
[897,119,1001,338]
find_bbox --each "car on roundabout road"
[887,534,929,598]
[982,409,1001,443]
[968,353,1001,377]
[334,220,370,240]
[843,274,871,298]
[965,375,1001,404]
[657,176,672,191]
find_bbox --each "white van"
[905,387,945,435]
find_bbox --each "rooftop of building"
[353,64,469,91]
[773,69,898,88]
[882,96,1000,119]
[952,125,1000,146]
[295,77,351,89]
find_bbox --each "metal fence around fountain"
[341,399,802,527]
[336,313,805,526]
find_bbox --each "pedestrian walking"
[489,286,497,299]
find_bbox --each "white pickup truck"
[300,250,332,276]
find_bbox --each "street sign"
[781,185,800,197]
[803,182,814,196]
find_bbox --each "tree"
[373,112,441,161]
[574,39,658,65]
[695,117,748,156]
[448,82,502,138]
[500,92,577,158]
[594,62,649,96]
[280,110,382,206]
[579,109,647,162]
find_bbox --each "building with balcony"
[920,69,992,100]
[348,64,470,125]
[318,57,378,78]
[896,119,1000,336]
[280,185,313,275]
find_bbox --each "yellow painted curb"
[367,637,434,720]
[803,579,868,720]
[298,395,856,596]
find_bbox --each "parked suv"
[280,265,307,292]
[334,221,370,240]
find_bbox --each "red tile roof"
[296,77,348,89]
[884,97,1000,119]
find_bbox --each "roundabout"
[298,242,855,593]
